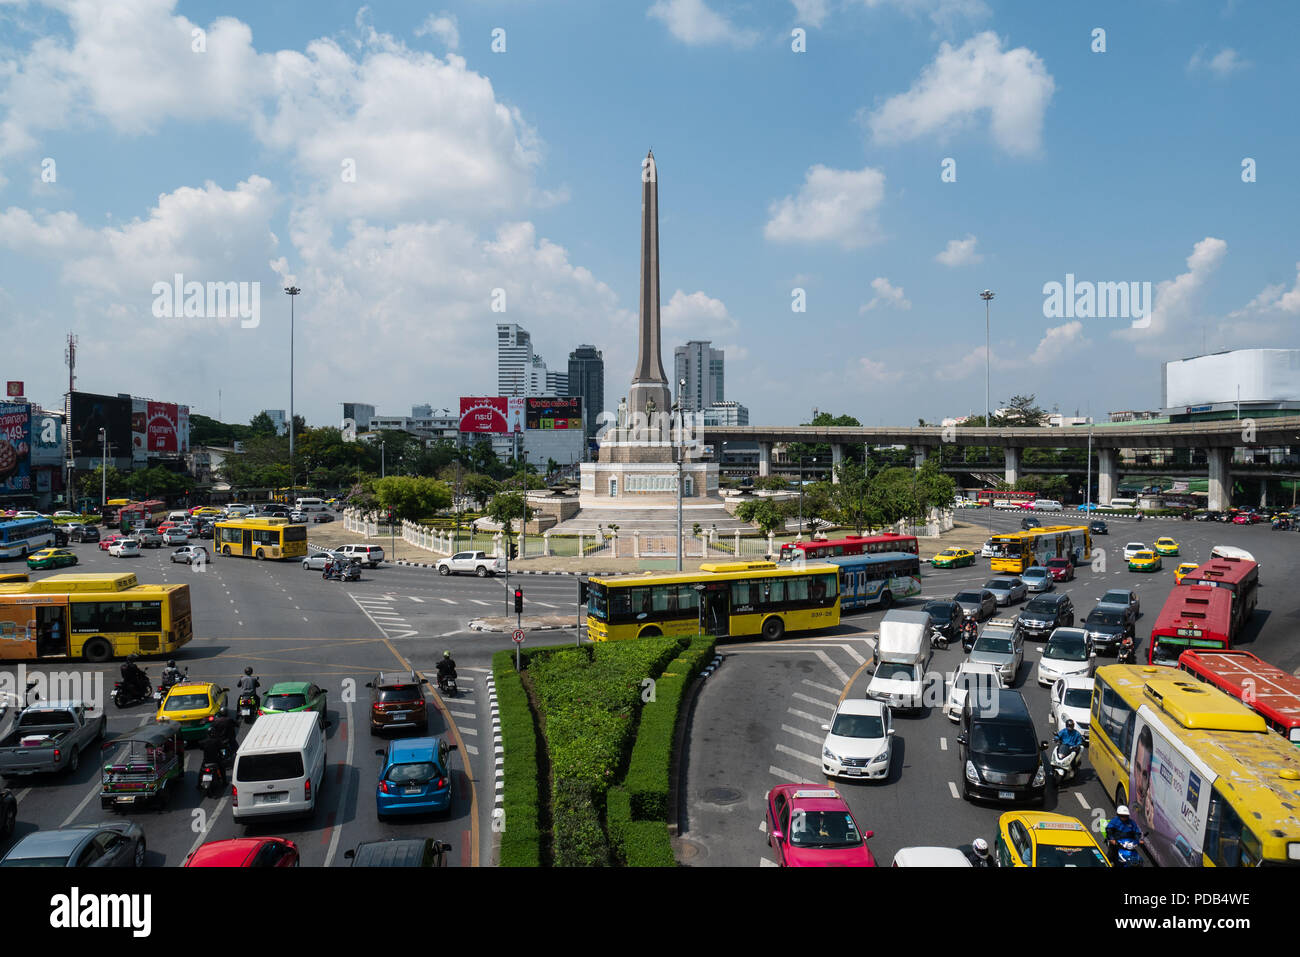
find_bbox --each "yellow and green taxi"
[995,811,1110,867]
[157,681,228,743]
[1153,537,1180,557]
[1174,562,1199,584]
[259,681,327,720]
[1127,549,1162,572]
[26,548,79,570]
[930,547,976,569]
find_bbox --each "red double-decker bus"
[1178,556,1259,642]
[1148,584,1233,666]
[975,489,1037,507]
[778,533,919,562]
[1179,649,1300,745]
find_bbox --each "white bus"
[0,518,56,560]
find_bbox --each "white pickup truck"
[0,701,106,776]
[436,551,506,578]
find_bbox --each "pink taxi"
[765,784,876,867]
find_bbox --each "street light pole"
[676,377,686,572]
[380,441,385,479]
[99,428,107,512]
[284,286,301,494]
[980,290,995,431]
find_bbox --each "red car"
[97,534,121,551]
[183,837,300,867]
[765,785,876,867]
[1046,558,1075,582]
[1231,513,1255,525]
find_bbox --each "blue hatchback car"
[375,736,454,819]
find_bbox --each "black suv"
[1017,593,1075,640]
[1088,520,1108,535]
[69,524,99,543]
[1083,604,1135,655]
[366,671,430,736]
[922,599,965,641]
[1020,516,1042,530]
[958,689,1047,805]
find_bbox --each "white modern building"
[674,340,725,413]
[497,323,535,396]
[702,401,749,426]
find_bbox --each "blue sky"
[0,0,1296,429]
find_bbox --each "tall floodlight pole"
[980,290,995,431]
[1086,414,1093,509]
[99,428,107,511]
[284,286,301,495]
[676,378,686,572]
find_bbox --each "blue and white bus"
[826,552,922,612]
[0,518,56,560]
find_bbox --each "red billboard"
[459,397,508,433]
[146,402,179,452]
[6,382,22,397]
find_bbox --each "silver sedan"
[984,577,1028,606]
[953,589,998,621]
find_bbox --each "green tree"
[736,499,785,536]
[829,462,877,535]
[488,491,534,539]
[1000,394,1047,427]
[373,476,452,522]
[77,465,128,502]
[753,475,789,491]
[786,411,863,463]
[797,481,834,536]
[248,411,278,437]
[463,474,501,511]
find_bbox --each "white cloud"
[854,0,991,31]
[416,12,460,51]
[763,165,886,249]
[858,357,905,383]
[661,288,747,360]
[859,277,911,313]
[648,0,759,47]
[1188,47,1249,78]
[790,0,830,28]
[935,234,982,266]
[1114,236,1228,352]
[865,31,1055,156]
[1028,320,1084,364]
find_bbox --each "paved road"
[678,512,1299,866]
[2,541,586,867]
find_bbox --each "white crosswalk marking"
[801,678,842,696]
[791,692,835,711]
[781,724,825,745]
[948,782,960,799]
[439,598,457,604]
[775,744,821,768]
[768,765,803,782]
[408,596,424,602]
[760,857,778,867]
[939,737,948,751]
[448,709,475,720]
[464,744,478,756]
[787,708,826,725]
[814,651,851,686]
[471,599,492,606]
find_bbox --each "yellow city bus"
[0,572,193,662]
[586,561,840,642]
[1089,665,1300,866]
[0,573,29,584]
[989,526,1090,574]
[214,517,308,560]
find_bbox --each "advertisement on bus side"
[1130,706,1214,867]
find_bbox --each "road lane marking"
[775,744,821,768]
[448,709,475,720]
[791,692,835,711]
[460,726,477,736]
[940,737,948,751]
[471,600,492,606]
[464,744,478,755]
[760,857,777,867]
[801,678,842,697]
[408,596,424,602]
[323,697,355,869]
[439,598,457,604]
[768,765,802,781]
[781,724,825,744]
[786,708,825,724]
[1075,792,1090,810]
[814,651,851,686]
[948,782,960,799]
[186,794,230,860]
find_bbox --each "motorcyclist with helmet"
[960,616,980,651]
[969,838,994,867]
[435,650,457,691]
[201,707,239,787]
[1105,805,1145,864]
[159,659,182,692]
[120,654,149,698]
[236,666,261,711]
[1053,718,1084,778]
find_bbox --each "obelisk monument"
[627,149,672,420]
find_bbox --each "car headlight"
[965,761,980,784]
[822,747,839,763]
[872,750,890,763]
[1032,764,1046,787]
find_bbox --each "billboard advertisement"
[459,397,508,433]
[6,382,23,397]
[1164,349,1300,408]
[178,405,190,454]
[0,403,31,494]
[1129,708,1214,868]
[71,392,132,459]
[131,397,148,465]
[30,411,64,466]
[508,396,525,434]
[146,401,180,452]
[526,397,583,431]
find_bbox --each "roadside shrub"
[493,650,542,867]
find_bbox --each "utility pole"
[284,285,301,494]
[675,379,686,572]
[99,428,107,512]
[980,290,995,433]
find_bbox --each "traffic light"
[387,509,395,523]
[509,540,518,560]
[514,588,523,614]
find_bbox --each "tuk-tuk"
[100,720,183,812]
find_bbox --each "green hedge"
[622,635,717,821]
[492,650,543,867]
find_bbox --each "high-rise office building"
[673,340,725,412]
[497,323,534,396]
[568,345,604,443]
[546,369,568,395]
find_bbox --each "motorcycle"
[237,692,259,725]
[198,741,233,798]
[960,622,980,654]
[1049,740,1081,785]
[112,671,153,708]
[153,667,189,703]
[1112,838,1145,867]
[1118,636,1137,664]
[929,625,949,651]
[437,671,458,697]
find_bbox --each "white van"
[866,610,932,711]
[231,711,327,823]
[294,498,327,513]
[1108,497,1136,508]
[166,510,190,524]
[1210,545,1256,563]
[1032,499,1063,511]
